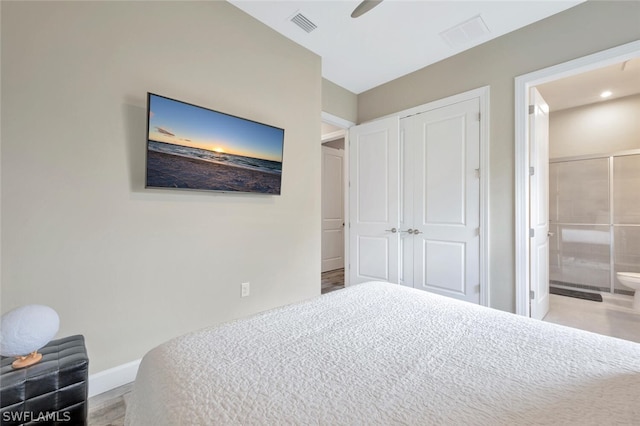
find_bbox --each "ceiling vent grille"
[290,12,317,33]
[440,15,490,49]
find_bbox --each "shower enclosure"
[549,150,640,295]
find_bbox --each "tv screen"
[145,93,284,195]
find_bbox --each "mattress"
[125,281,640,425]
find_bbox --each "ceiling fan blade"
[351,0,383,18]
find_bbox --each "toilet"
[616,272,640,310]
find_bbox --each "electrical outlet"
[241,282,250,298]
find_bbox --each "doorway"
[321,112,353,294]
[514,40,640,318]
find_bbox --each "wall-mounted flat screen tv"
[146,93,284,195]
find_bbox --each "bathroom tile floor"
[543,292,640,344]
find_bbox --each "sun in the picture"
[213,147,225,153]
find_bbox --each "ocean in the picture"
[148,140,282,175]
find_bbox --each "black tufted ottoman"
[0,335,88,425]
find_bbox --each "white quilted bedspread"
[125,281,640,425]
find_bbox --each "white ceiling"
[536,58,640,111]
[229,0,585,94]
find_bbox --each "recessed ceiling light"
[600,90,612,98]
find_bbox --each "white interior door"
[530,87,550,320]
[321,146,345,272]
[348,117,400,285]
[402,98,481,303]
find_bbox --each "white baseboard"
[88,359,141,398]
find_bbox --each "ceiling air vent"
[290,12,317,33]
[440,15,490,49]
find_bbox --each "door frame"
[321,111,355,286]
[514,40,640,317]
[360,86,490,306]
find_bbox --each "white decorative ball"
[0,305,60,357]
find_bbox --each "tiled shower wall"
[549,153,640,294]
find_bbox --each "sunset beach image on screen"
[145,93,284,194]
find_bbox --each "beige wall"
[550,94,640,159]
[358,1,640,312]
[1,1,321,373]
[322,78,357,124]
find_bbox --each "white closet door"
[403,98,481,304]
[321,146,345,272]
[348,117,400,285]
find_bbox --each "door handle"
[399,229,422,235]
[547,231,555,237]
[385,228,397,233]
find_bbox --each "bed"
[125,281,640,425]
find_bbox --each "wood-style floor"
[321,268,345,294]
[88,382,131,426]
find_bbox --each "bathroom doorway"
[515,41,640,342]
[515,41,640,316]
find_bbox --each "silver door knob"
[413,229,423,235]
[401,229,413,234]
[547,231,555,237]
[385,228,397,233]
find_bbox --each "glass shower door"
[613,154,640,295]
[549,158,611,292]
